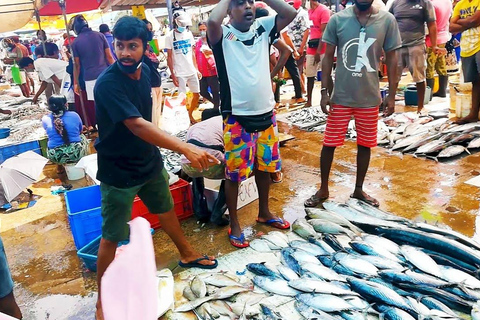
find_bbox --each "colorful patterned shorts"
[224,114,281,182]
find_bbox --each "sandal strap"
[229,232,245,243]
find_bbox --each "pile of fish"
[161,130,187,173]
[0,102,48,142]
[173,198,480,319]
[283,106,328,130]
[379,114,480,160]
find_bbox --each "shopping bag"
[101,217,158,320]
[162,92,190,135]
[60,73,75,104]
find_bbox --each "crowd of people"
[0,0,479,317]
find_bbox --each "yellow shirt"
[453,0,480,57]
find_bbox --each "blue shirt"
[42,111,83,149]
[104,33,117,60]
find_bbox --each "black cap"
[99,24,110,34]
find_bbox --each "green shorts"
[100,167,174,242]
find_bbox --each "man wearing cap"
[166,11,201,125]
[71,14,115,129]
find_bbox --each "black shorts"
[462,51,480,83]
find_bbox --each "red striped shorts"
[323,105,379,148]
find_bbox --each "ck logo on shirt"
[343,32,376,77]
[173,39,192,55]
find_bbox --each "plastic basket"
[77,228,154,272]
[131,178,193,229]
[0,140,41,163]
[65,185,102,249]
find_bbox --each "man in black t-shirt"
[93,16,219,320]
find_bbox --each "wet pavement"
[1,90,480,319]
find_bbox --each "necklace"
[356,9,373,33]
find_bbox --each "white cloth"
[214,16,277,116]
[177,74,200,93]
[165,30,197,77]
[85,79,96,101]
[33,58,67,84]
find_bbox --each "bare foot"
[180,253,216,267]
[455,115,478,124]
[351,190,379,207]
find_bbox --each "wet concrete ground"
[1,83,480,319]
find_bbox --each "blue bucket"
[0,128,10,139]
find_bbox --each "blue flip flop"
[178,255,218,269]
[256,217,290,229]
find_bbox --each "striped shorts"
[323,105,378,148]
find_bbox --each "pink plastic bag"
[101,217,158,320]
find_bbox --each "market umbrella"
[0,151,48,205]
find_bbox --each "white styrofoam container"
[204,176,259,212]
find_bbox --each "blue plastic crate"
[77,228,154,272]
[64,185,102,249]
[0,140,41,163]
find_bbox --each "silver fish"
[211,286,251,300]
[276,264,300,281]
[449,133,475,144]
[308,219,358,238]
[468,136,480,149]
[190,275,207,298]
[334,252,379,277]
[289,239,327,256]
[349,240,402,263]
[300,262,347,282]
[175,295,215,312]
[260,304,283,320]
[379,269,449,287]
[289,278,358,295]
[252,276,301,296]
[414,139,448,154]
[249,239,273,253]
[444,122,480,133]
[209,300,237,318]
[392,134,426,150]
[439,265,480,289]
[400,245,442,278]
[183,284,197,301]
[356,255,404,270]
[292,218,318,239]
[403,133,443,152]
[261,233,289,249]
[346,198,409,223]
[361,234,401,254]
[200,273,244,287]
[294,300,342,320]
[305,207,364,234]
[376,305,415,320]
[472,301,480,320]
[291,249,321,265]
[437,145,470,159]
[297,293,360,312]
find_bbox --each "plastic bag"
[11,62,21,85]
[101,217,158,320]
[60,73,75,104]
[162,92,190,135]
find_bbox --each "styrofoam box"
[204,176,259,212]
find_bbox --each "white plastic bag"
[162,92,190,135]
[60,73,75,104]
[101,217,158,320]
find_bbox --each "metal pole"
[34,9,47,58]
[58,0,91,132]
[167,0,173,30]
[335,0,339,12]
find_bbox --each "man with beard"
[93,16,219,319]
[207,0,297,248]
[304,0,401,208]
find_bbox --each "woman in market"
[42,95,89,175]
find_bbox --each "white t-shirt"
[211,15,277,116]
[34,58,68,84]
[165,29,197,77]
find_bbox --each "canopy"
[38,0,104,16]
[0,0,42,33]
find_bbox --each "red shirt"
[307,4,331,55]
[195,38,217,77]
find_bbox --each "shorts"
[305,54,323,78]
[426,44,447,78]
[224,114,281,182]
[85,79,97,101]
[397,44,426,83]
[462,51,480,83]
[100,167,174,242]
[0,236,14,299]
[324,105,378,148]
[177,74,200,94]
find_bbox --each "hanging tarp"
[18,11,105,31]
[38,0,103,16]
[0,0,42,33]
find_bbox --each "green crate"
[38,136,48,158]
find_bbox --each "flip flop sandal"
[256,217,290,229]
[272,172,283,183]
[228,228,249,248]
[178,255,218,269]
[350,194,380,208]
[304,194,328,207]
